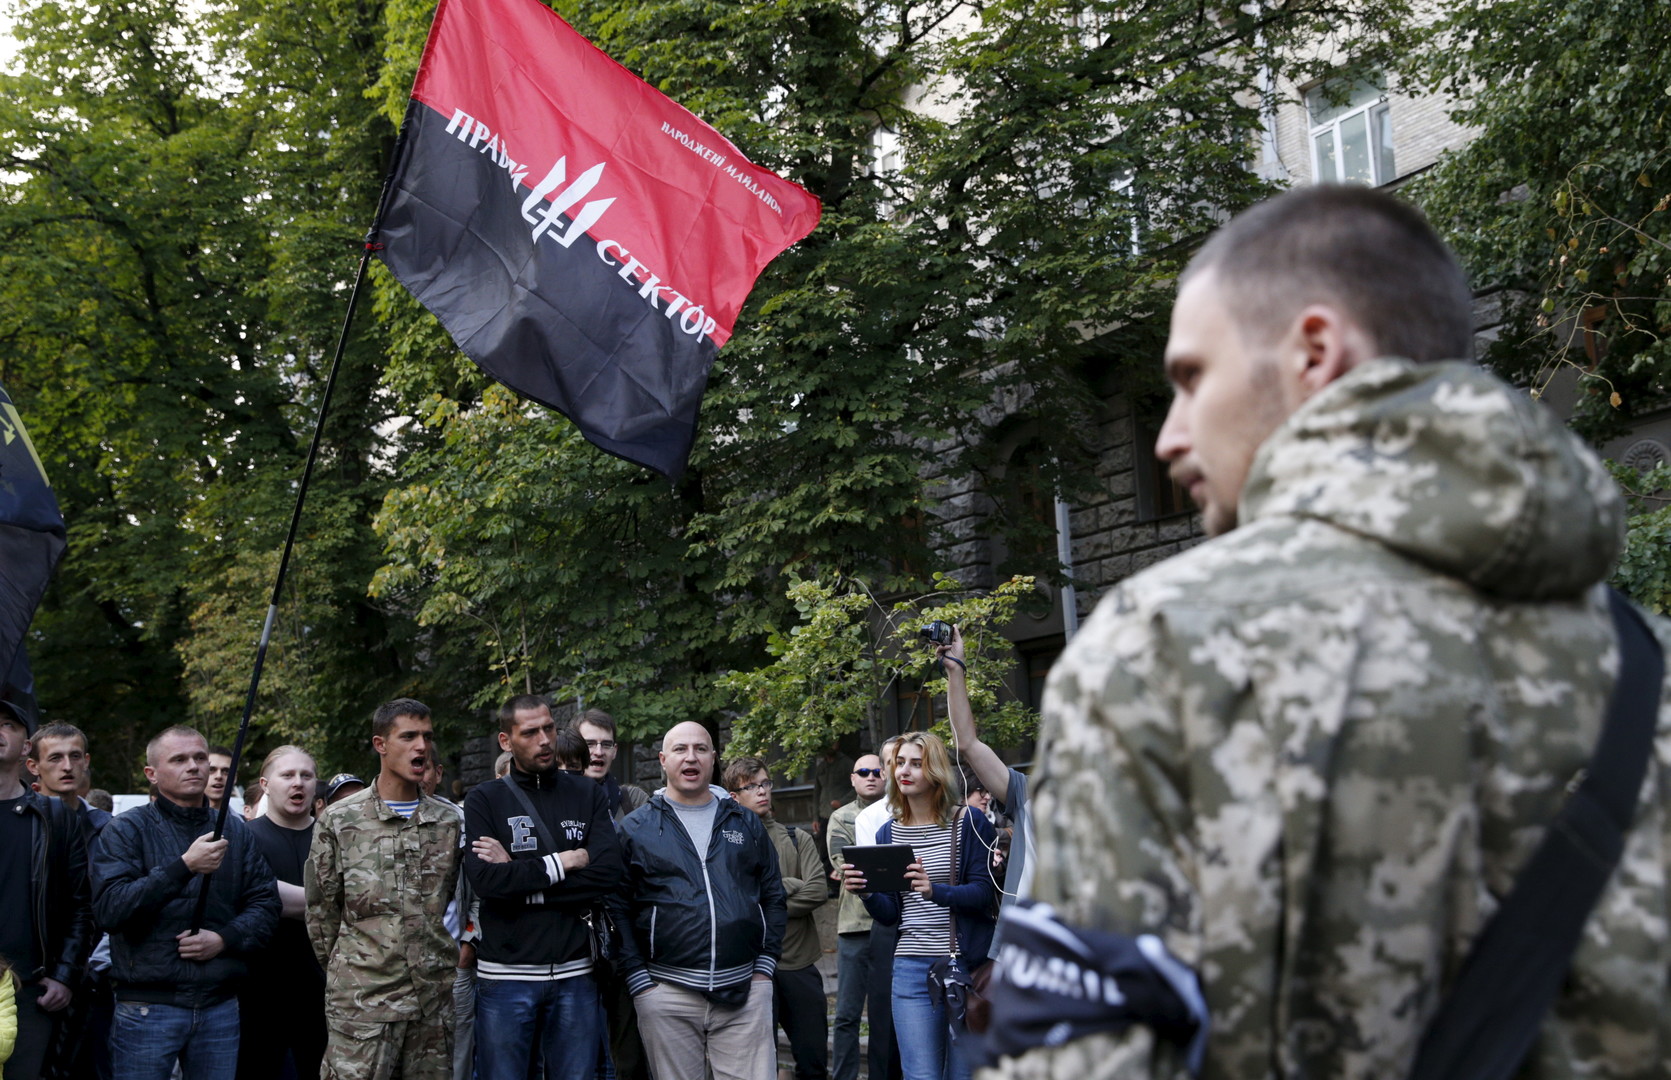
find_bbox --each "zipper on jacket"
[650,906,657,960]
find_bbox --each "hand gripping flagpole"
[188,234,382,934]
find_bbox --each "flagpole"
[189,236,380,932]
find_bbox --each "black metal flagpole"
[188,235,380,932]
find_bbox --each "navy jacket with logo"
[610,793,787,996]
[463,768,624,980]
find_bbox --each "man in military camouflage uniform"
[307,698,462,1080]
[991,184,1671,1080]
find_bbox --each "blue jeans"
[890,957,971,1080]
[112,998,240,1080]
[475,974,601,1080]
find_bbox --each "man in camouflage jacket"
[991,186,1671,1080]
[307,699,462,1080]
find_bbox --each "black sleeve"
[91,812,196,932]
[607,819,652,993]
[48,800,94,984]
[218,831,281,954]
[547,781,625,908]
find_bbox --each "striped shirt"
[891,820,955,957]
[385,798,420,819]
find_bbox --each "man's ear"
[372,735,387,757]
[143,763,157,786]
[1289,304,1358,400]
[498,730,511,753]
[26,757,40,778]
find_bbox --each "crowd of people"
[0,679,1024,1080]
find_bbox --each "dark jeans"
[475,974,601,1080]
[771,966,828,1080]
[112,998,240,1080]
[869,923,902,1080]
[831,934,870,1080]
[596,961,649,1080]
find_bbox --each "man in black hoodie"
[463,694,624,1080]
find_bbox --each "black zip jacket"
[90,797,280,1006]
[16,792,94,986]
[463,768,625,980]
[608,793,787,998]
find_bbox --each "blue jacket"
[609,794,786,998]
[862,807,998,967]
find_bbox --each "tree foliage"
[720,573,1039,774]
[1411,0,1671,441]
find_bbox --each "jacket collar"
[154,795,212,825]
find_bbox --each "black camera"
[919,620,954,645]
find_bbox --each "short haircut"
[373,698,431,739]
[29,722,87,759]
[575,708,617,738]
[886,732,959,827]
[494,750,514,778]
[259,745,314,778]
[723,756,770,791]
[555,727,588,771]
[208,744,233,760]
[87,789,114,812]
[498,694,552,735]
[146,725,206,766]
[1183,185,1474,364]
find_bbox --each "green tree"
[720,574,1040,774]
[0,0,419,785]
[1411,0,1671,442]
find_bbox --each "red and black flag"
[0,383,66,732]
[375,0,822,480]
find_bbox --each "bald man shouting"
[607,722,787,1080]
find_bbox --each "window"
[1133,417,1188,522]
[870,125,902,177]
[1306,77,1395,186]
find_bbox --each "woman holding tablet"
[841,731,997,1080]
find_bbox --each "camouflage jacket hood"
[1240,358,1626,599]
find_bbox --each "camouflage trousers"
[322,1004,453,1080]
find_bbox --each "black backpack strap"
[1409,587,1664,1079]
[500,774,560,854]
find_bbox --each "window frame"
[1305,78,1396,187]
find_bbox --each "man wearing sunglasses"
[826,755,895,1080]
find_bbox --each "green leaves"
[720,574,1040,773]
[1410,0,1671,442]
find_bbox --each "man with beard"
[990,185,1671,1079]
[238,746,325,1080]
[463,694,623,1080]
[307,699,461,1080]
